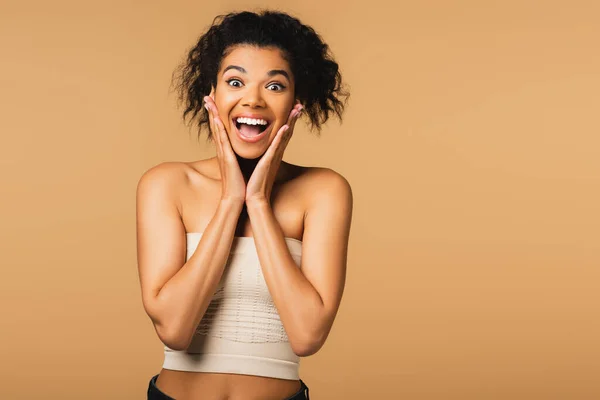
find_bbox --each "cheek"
[275,107,292,123]
[214,100,232,122]
[213,89,235,111]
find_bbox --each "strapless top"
[161,232,303,380]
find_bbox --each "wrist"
[245,197,270,210]
[220,197,245,211]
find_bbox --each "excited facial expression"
[211,44,297,159]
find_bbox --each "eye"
[226,78,243,88]
[267,82,286,91]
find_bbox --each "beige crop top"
[162,232,303,380]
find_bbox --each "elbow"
[144,298,193,351]
[290,312,335,357]
[163,335,191,352]
[291,332,326,357]
[292,340,323,357]
[157,323,192,351]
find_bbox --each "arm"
[136,163,244,351]
[246,168,353,356]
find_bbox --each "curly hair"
[171,9,350,143]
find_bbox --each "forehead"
[219,45,291,75]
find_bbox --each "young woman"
[136,9,352,400]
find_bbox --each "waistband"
[163,334,300,380]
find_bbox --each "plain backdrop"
[1,0,599,399]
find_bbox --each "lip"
[231,117,273,143]
[232,113,272,121]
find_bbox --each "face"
[210,45,297,159]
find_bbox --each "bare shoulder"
[137,161,188,183]
[137,160,213,201]
[137,161,197,213]
[138,160,214,184]
[297,166,353,204]
[137,160,182,184]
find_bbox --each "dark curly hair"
[171,9,350,143]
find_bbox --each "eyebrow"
[222,65,291,81]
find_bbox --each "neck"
[236,154,258,181]
[234,154,287,183]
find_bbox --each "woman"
[136,9,352,400]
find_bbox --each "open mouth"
[234,120,270,135]
[231,117,272,141]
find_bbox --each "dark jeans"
[147,374,310,399]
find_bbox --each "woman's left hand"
[245,103,304,205]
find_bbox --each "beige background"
[1,0,599,398]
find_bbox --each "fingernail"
[298,105,304,112]
[204,103,209,111]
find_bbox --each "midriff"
[155,370,302,400]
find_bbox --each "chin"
[231,143,268,160]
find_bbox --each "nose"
[241,84,266,108]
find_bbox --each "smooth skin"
[136,45,353,400]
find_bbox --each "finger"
[205,95,217,110]
[204,96,228,158]
[281,108,301,146]
[285,105,303,134]
[212,118,224,159]
[264,124,289,161]
[213,115,226,146]
[208,98,229,140]
[292,103,303,118]
[267,105,301,160]
[289,107,302,131]
[204,97,232,159]
[285,106,299,125]
[280,124,293,153]
[204,96,221,124]
[213,115,236,160]
[204,100,224,161]
[203,97,217,140]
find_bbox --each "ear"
[209,86,215,101]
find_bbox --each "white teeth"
[235,117,268,125]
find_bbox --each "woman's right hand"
[204,95,246,205]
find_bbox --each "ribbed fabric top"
[162,233,303,380]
